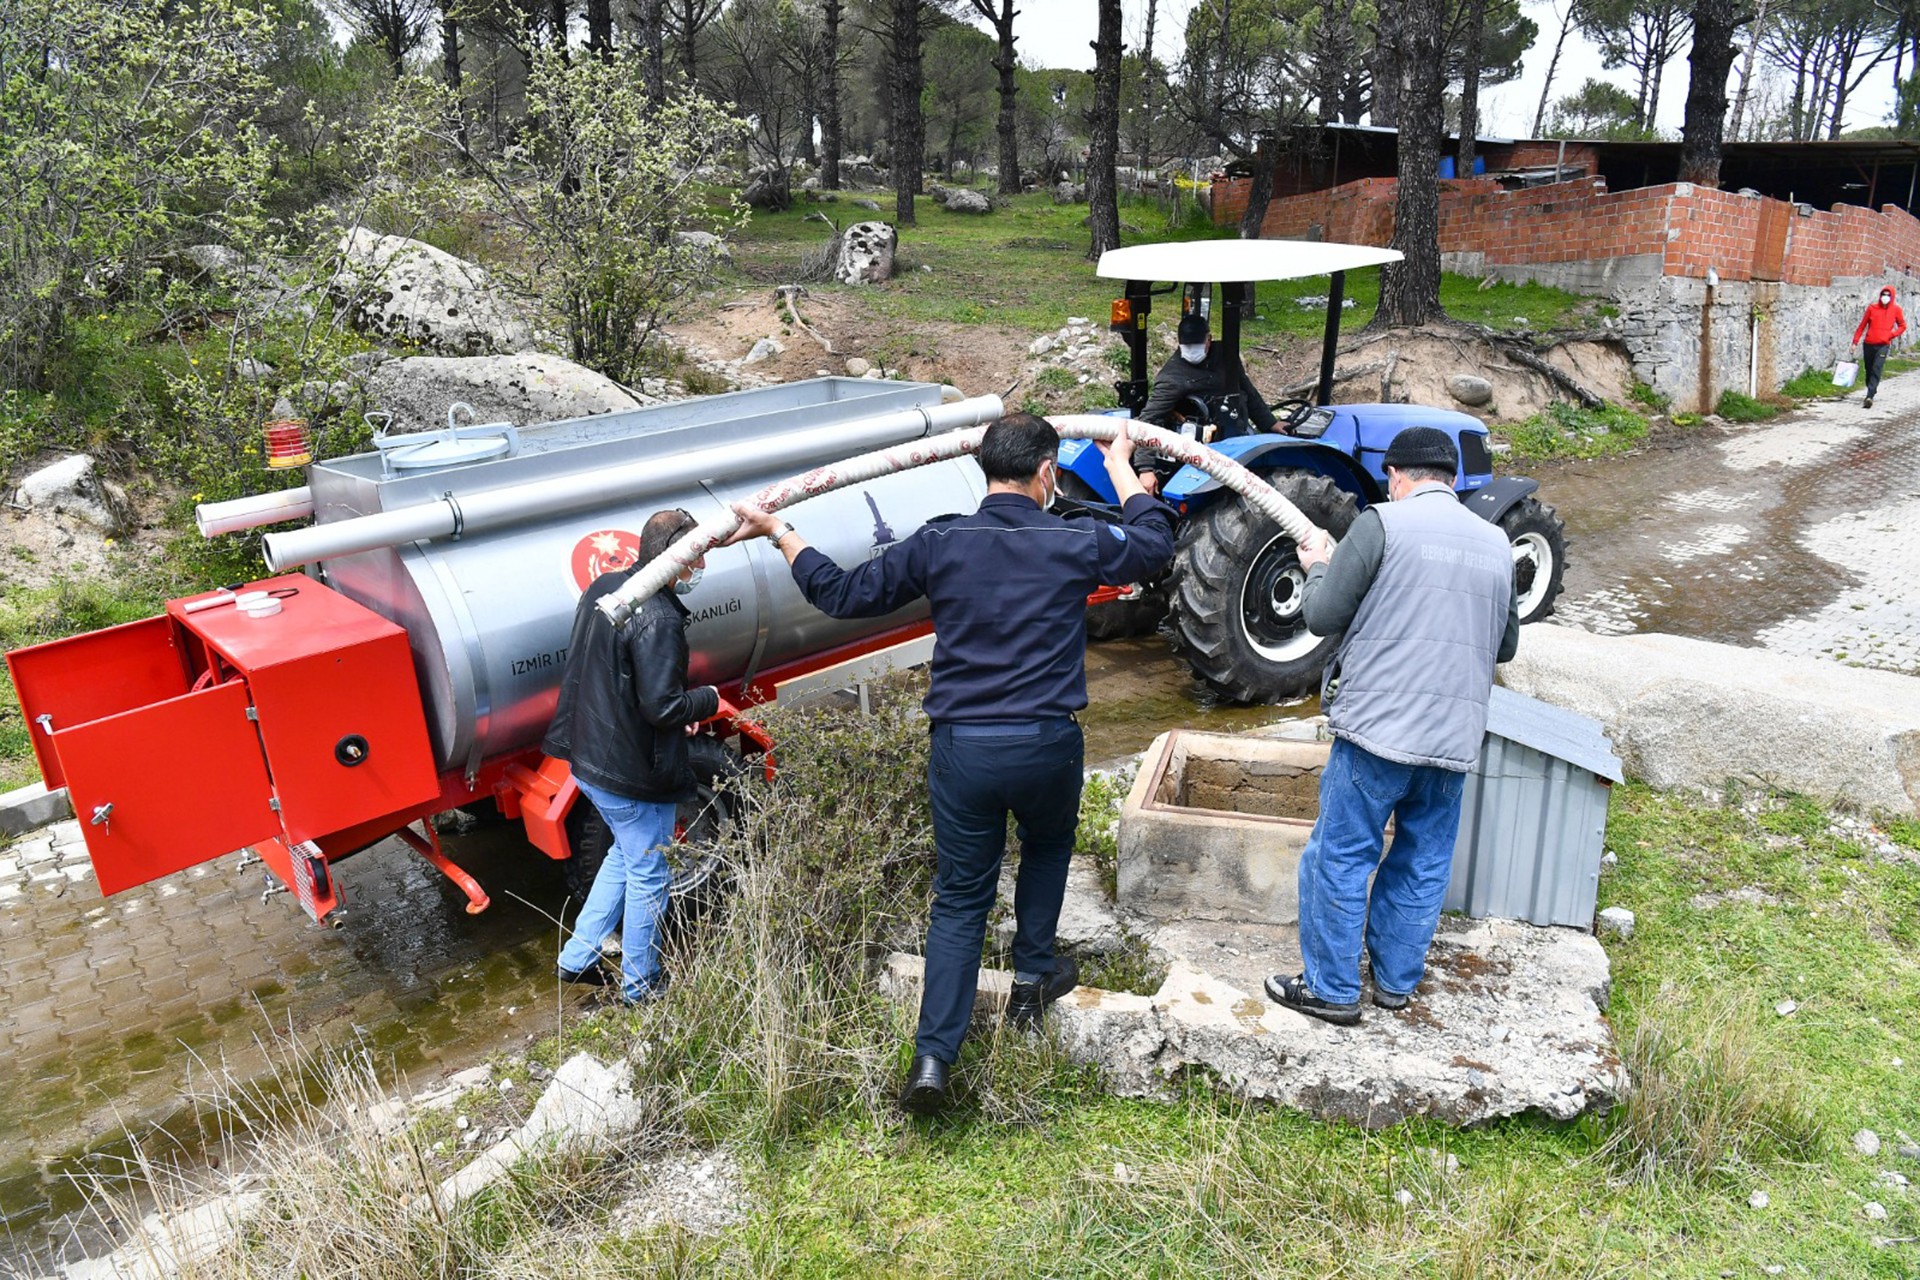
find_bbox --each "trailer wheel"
[1500,496,1567,624]
[562,737,748,910]
[1169,472,1359,703]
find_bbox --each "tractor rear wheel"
[561,736,747,910]
[1500,496,1567,624]
[1169,473,1360,703]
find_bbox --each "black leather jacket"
[1139,347,1277,435]
[542,570,720,803]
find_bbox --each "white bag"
[1834,361,1859,388]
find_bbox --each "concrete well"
[1117,730,1331,925]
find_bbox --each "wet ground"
[4,371,1918,1269]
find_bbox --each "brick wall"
[1206,171,1920,291]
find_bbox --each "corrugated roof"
[1485,685,1623,782]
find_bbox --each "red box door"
[51,680,282,894]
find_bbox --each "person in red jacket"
[1852,285,1907,408]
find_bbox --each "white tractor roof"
[1096,240,1403,283]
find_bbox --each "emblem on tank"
[570,528,641,591]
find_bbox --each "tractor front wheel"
[1169,473,1360,703]
[1500,496,1567,625]
[561,735,747,911]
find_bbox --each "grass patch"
[720,191,1590,342]
[1504,400,1649,460]
[1627,380,1670,412]
[1781,367,1854,400]
[1716,389,1782,422]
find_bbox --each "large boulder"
[1052,181,1086,204]
[1500,624,1920,814]
[944,187,992,215]
[334,230,534,356]
[11,454,131,534]
[833,221,898,285]
[362,352,644,433]
[674,230,733,267]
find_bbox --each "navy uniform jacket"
[789,491,1177,723]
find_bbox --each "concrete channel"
[5,372,1920,1264]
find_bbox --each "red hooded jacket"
[1854,288,1907,346]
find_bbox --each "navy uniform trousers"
[917,716,1083,1064]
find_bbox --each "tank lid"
[383,433,517,470]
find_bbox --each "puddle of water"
[1078,636,1316,764]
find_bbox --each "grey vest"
[1327,487,1513,770]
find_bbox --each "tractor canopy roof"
[1096,240,1402,284]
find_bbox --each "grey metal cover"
[1444,691,1619,929]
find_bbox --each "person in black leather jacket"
[1139,313,1277,439]
[543,508,720,1003]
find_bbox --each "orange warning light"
[1109,299,1133,329]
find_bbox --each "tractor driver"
[1139,313,1277,444]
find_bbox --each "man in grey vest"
[1265,426,1519,1025]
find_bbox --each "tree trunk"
[440,10,469,149]
[1238,135,1275,238]
[890,0,923,224]
[638,0,664,103]
[1678,0,1738,187]
[1728,0,1769,138]
[586,0,611,59]
[1316,0,1355,124]
[550,0,568,54]
[678,0,697,85]
[988,1,1021,194]
[1532,0,1575,135]
[1373,0,1444,328]
[1368,32,1402,127]
[1086,0,1123,257]
[1138,0,1156,176]
[821,0,842,187]
[1455,0,1485,179]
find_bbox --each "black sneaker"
[1264,972,1362,1026]
[1372,986,1411,1011]
[1005,956,1080,1032]
[1866,396,1876,408]
[559,964,610,987]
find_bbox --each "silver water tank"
[305,379,988,777]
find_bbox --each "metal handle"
[90,802,112,832]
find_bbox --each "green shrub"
[1780,368,1850,400]
[1627,381,1670,412]
[1504,400,1648,460]
[1714,390,1780,422]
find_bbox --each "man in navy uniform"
[728,413,1175,1113]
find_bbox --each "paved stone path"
[1548,370,1920,675]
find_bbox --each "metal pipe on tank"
[195,487,315,538]
[261,395,1005,572]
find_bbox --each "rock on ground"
[883,915,1622,1128]
[11,454,131,534]
[61,1191,263,1280]
[1447,373,1495,407]
[363,352,643,432]
[674,230,733,266]
[834,221,898,285]
[945,188,992,215]
[1500,624,1920,815]
[334,230,534,356]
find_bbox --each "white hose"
[597,414,1323,627]
[196,487,314,537]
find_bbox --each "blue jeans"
[918,718,1083,1063]
[558,777,674,1000]
[1297,737,1466,1004]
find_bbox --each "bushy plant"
[1504,400,1648,461]
[1714,390,1780,422]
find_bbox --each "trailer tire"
[1170,472,1359,703]
[562,737,748,911]
[1500,496,1567,625]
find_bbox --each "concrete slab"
[879,913,1622,1129]
[0,782,72,838]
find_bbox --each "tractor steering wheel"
[1269,398,1316,433]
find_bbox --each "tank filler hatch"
[370,402,520,474]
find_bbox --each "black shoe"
[1265,972,1362,1026]
[900,1054,950,1115]
[1006,956,1081,1032]
[559,964,611,987]
[1866,396,1876,408]
[1373,986,1411,1011]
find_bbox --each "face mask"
[1179,343,1207,364]
[1882,295,1893,306]
[674,564,703,595]
[1041,463,1058,509]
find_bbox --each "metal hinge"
[246,706,259,721]
[268,798,281,813]
[34,713,52,735]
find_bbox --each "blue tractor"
[1056,240,1567,703]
